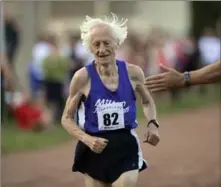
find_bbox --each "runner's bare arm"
[128,64,158,124]
[61,68,109,152]
[61,68,90,142]
[190,60,221,85]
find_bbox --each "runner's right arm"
[61,68,89,142]
[61,68,108,153]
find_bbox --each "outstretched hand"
[145,64,185,92]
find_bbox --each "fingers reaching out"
[159,63,171,72]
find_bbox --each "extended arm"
[145,60,221,92]
[189,60,221,85]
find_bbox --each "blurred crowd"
[1,15,220,132]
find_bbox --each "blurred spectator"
[43,35,69,122]
[198,27,220,94]
[163,34,178,69]
[117,34,145,71]
[1,54,51,131]
[62,32,93,68]
[181,36,200,73]
[61,32,77,57]
[1,55,12,123]
[10,91,53,132]
[1,54,23,122]
[29,32,53,96]
[62,34,84,80]
[198,27,220,67]
[75,40,94,65]
[116,39,133,63]
[4,15,20,68]
[144,32,159,76]
[145,28,167,76]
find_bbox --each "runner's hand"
[84,135,109,154]
[144,124,160,146]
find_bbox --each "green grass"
[136,86,220,120]
[2,86,220,154]
[1,126,71,154]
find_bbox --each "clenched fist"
[144,125,160,146]
[84,135,109,154]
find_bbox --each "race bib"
[97,102,125,131]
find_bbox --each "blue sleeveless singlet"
[77,60,138,133]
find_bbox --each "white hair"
[80,13,128,51]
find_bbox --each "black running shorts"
[72,129,147,183]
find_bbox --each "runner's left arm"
[129,64,159,128]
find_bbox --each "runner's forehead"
[90,25,115,42]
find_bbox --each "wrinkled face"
[89,25,118,65]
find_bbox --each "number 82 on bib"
[97,103,125,131]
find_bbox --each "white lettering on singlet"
[94,99,130,114]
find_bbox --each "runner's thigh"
[112,170,139,187]
[85,174,112,187]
